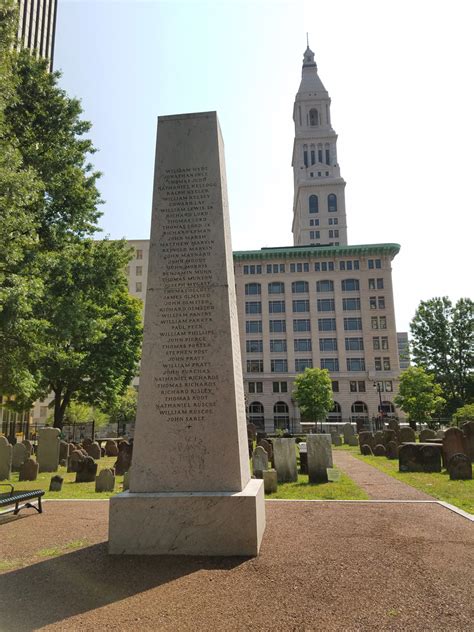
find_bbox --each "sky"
[54,0,474,332]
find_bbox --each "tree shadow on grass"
[0,542,248,631]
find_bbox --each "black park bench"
[0,483,45,516]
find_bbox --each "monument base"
[108,478,265,556]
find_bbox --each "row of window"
[246,357,391,373]
[245,298,385,314]
[245,337,389,353]
[308,218,339,227]
[243,261,383,275]
[245,316,388,333]
[308,194,337,213]
[248,380,393,394]
[303,144,331,168]
[245,279,384,294]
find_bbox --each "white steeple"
[291,41,348,247]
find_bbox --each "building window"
[270,339,287,353]
[316,280,334,292]
[246,340,263,353]
[309,230,320,240]
[381,336,389,350]
[274,401,290,431]
[247,360,264,373]
[369,278,384,290]
[245,283,261,295]
[248,382,263,393]
[248,401,264,428]
[310,149,316,165]
[294,339,312,352]
[295,358,313,372]
[331,380,339,392]
[136,249,143,260]
[273,381,288,393]
[290,263,310,273]
[369,297,377,309]
[380,316,387,329]
[309,108,319,126]
[135,282,142,292]
[293,319,311,332]
[314,262,335,272]
[293,299,310,313]
[320,338,338,352]
[328,194,337,212]
[268,282,285,294]
[243,265,262,275]
[310,219,320,226]
[368,259,382,270]
[136,265,142,276]
[385,381,393,392]
[350,381,366,392]
[271,359,288,373]
[269,300,285,314]
[378,296,385,309]
[373,337,380,350]
[383,357,391,370]
[309,195,319,213]
[347,358,366,371]
[345,337,364,351]
[342,298,361,311]
[320,358,339,371]
[371,317,379,329]
[292,281,309,293]
[317,298,335,312]
[246,320,262,334]
[267,264,286,274]
[344,317,362,331]
[245,301,261,314]
[341,279,360,291]
[269,320,286,333]
[318,318,337,331]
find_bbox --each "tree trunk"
[52,388,72,430]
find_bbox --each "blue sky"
[54,0,474,331]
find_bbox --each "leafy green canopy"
[394,366,445,428]
[292,368,334,423]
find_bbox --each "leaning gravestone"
[342,423,355,445]
[12,442,27,471]
[399,427,416,444]
[109,112,265,556]
[0,436,12,480]
[272,438,298,483]
[19,458,38,481]
[448,453,472,480]
[461,421,474,462]
[37,427,60,472]
[252,445,268,478]
[307,435,332,483]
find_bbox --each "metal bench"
[0,483,45,516]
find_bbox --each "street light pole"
[373,382,383,429]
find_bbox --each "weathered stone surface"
[0,436,12,480]
[307,435,332,483]
[12,442,27,471]
[331,433,342,446]
[399,444,422,472]
[95,468,115,492]
[19,458,38,481]
[67,449,85,473]
[257,439,273,462]
[273,438,297,483]
[22,440,33,456]
[105,440,119,457]
[75,456,98,483]
[252,446,268,479]
[109,112,264,556]
[263,469,277,494]
[420,445,441,473]
[37,427,60,472]
[49,475,64,492]
[342,423,355,444]
[436,429,446,439]
[383,429,397,445]
[374,431,385,447]
[59,440,70,462]
[85,441,101,460]
[359,432,374,451]
[448,453,472,480]
[360,444,373,456]
[443,427,468,466]
[461,421,474,462]
[420,429,437,443]
[123,469,131,491]
[348,435,359,447]
[114,442,133,476]
[373,444,386,457]
[399,427,416,444]
[388,419,400,437]
[386,441,399,459]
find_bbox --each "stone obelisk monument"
[109,112,265,556]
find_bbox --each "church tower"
[292,44,348,246]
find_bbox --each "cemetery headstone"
[67,449,85,473]
[11,442,27,471]
[388,419,400,435]
[22,440,33,456]
[307,435,332,483]
[373,444,386,457]
[59,440,70,462]
[96,468,115,492]
[113,442,133,476]
[436,429,446,439]
[75,456,98,483]
[263,469,278,494]
[443,427,468,465]
[383,429,397,445]
[448,453,472,480]
[19,458,38,481]
[348,435,359,447]
[252,445,269,478]
[37,427,60,472]
[399,427,416,443]
[461,421,474,462]
[359,431,374,451]
[109,112,265,556]
[374,431,385,446]
[85,441,101,460]
[105,440,119,457]
[247,423,257,440]
[399,444,423,472]
[386,441,398,459]
[420,429,437,443]
[360,444,373,456]
[49,475,64,492]
[248,439,254,458]
[123,469,131,491]
[257,438,273,462]
[273,438,298,483]
[342,423,355,445]
[0,436,13,480]
[420,445,441,472]
[331,433,342,447]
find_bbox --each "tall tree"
[293,368,334,426]
[394,367,445,429]
[410,297,473,413]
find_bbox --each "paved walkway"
[333,450,432,500]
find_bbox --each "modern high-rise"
[16,0,58,71]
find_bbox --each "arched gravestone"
[19,458,38,481]
[373,444,386,457]
[342,423,355,444]
[37,427,60,472]
[443,428,468,465]
[360,444,373,456]
[386,441,398,460]
[420,428,437,443]
[448,453,472,480]
[109,112,265,556]
[399,427,416,443]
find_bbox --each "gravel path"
[1,500,473,631]
[333,450,432,500]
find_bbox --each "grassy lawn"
[3,456,124,500]
[335,445,474,514]
[267,471,369,501]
